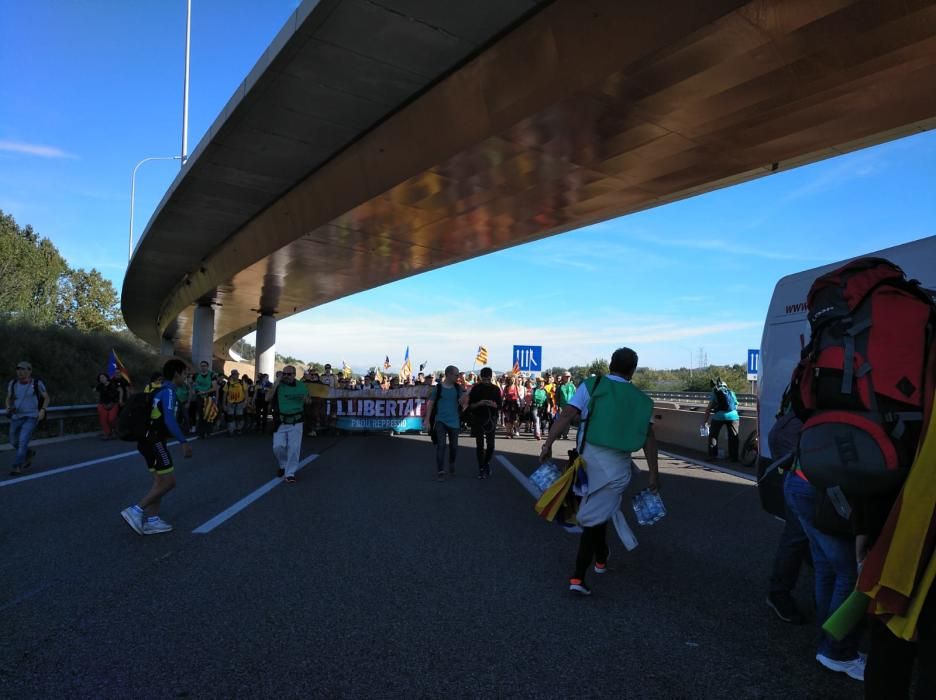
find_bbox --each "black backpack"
[117,392,152,441]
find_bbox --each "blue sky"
[2,1,935,373]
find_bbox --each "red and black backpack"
[791,257,936,494]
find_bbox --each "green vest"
[276,381,307,416]
[194,371,213,393]
[583,376,653,453]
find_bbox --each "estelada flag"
[107,349,131,384]
[383,355,392,370]
[475,345,488,365]
[342,361,352,378]
[202,396,219,423]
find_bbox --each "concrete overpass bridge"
[122,0,936,375]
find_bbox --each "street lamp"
[129,155,182,261]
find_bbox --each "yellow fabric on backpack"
[862,396,936,640]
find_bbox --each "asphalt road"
[0,429,863,699]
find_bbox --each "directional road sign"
[513,345,542,373]
[747,348,760,381]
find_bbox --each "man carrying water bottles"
[539,347,659,596]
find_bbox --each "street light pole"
[129,155,182,261]
[181,0,191,166]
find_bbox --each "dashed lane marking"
[192,454,319,534]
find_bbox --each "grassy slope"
[1,321,162,406]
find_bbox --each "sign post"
[747,348,760,393]
[512,345,543,374]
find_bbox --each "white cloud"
[0,139,77,159]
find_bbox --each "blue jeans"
[9,415,38,467]
[784,472,859,660]
[769,495,811,595]
[434,422,459,472]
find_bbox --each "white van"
[756,234,936,513]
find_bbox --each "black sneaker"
[569,579,592,596]
[767,593,807,624]
[477,470,484,480]
[276,468,285,478]
[435,471,446,482]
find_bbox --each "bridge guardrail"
[1,404,99,441]
[646,391,756,408]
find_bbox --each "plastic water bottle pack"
[632,488,667,526]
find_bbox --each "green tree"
[586,358,609,377]
[56,268,122,331]
[231,339,256,361]
[0,210,68,323]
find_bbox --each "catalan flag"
[512,359,521,375]
[342,361,352,378]
[475,345,489,365]
[401,346,412,380]
[107,349,131,384]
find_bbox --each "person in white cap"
[6,360,50,476]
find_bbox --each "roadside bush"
[0,320,161,405]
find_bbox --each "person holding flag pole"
[400,347,413,383]
[472,345,488,373]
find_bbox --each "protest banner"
[325,386,430,433]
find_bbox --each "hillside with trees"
[0,210,161,403]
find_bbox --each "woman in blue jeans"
[784,469,865,681]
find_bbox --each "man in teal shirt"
[703,378,740,461]
[425,365,463,481]
[556,371,577,440]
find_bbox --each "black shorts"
[137,438,174,475]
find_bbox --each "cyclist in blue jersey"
[121,359,193,535]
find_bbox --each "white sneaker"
[142,516,174,535]
[816,653,865,681]
[120,506,144,535]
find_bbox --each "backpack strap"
[579,375,603,455]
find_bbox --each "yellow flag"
[475,345,488,365]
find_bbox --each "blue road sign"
[747,349,760,381]
[513,345,542,373]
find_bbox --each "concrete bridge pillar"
[255,314,276,380]
[191,304,215,368]
[159,336,175,357]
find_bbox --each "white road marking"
[192,454,319,534]
[494,454,582,534]
[0,437,199,489]
[494,454,540,498]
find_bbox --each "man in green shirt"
[266,365,312,483]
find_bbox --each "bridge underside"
[122,0,936,359]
